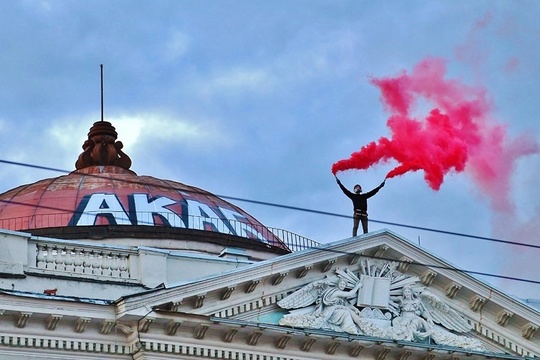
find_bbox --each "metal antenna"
[100,64,104,122]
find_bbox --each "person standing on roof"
[335,176,385,236]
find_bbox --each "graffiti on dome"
[68,192,274,244]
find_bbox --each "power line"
[0,159,538,287]
[218,195,540,250]
[1,158,539,251]
[316,247,540,285]
[0,198,537,286]
[0,159,68,174]
[0,197,536,286]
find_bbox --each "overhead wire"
[1,158,537,250]
[316,247,540,285]
[0,195,538,285]
[0,159,538,287]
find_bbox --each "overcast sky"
[0,1,538,300]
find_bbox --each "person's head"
[354,184,362,193]
[338,279,347,290]
[402,285,413,298]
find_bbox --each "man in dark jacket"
[336,176,385,236]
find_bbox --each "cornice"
[117,231,539,327]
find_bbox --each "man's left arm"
[365,180,385,198]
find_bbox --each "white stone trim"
[213,293,286,318]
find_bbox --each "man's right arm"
[336,177,351,196]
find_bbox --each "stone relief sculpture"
[277,258,486,351]
[277,269,365,334]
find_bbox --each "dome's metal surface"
[0,121,288,251]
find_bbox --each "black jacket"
[337,179,382,213]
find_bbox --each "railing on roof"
[267,227,320,252]
[0,212,320,252]
[29,239,137,283]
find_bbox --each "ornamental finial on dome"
[75,120,132,170]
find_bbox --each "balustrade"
[35,243,131,279]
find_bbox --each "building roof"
[0,120,289,252]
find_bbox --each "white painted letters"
[72,194,131,226]
[68,192,274,245]
[130,194,185,227]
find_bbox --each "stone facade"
[0,120,537,359]
[0,228,537,359]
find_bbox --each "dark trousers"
[353,212,368,236]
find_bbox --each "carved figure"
[278,269,367,334]
[403,286,484,349]
[277,260,487,352]
[391,285,434,341]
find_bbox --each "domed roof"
[0,121,289,252]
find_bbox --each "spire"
[75,121,132,170]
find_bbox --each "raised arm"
[365,180,385,198]
[335,176,352,196]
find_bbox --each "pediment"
[117,229,540,357]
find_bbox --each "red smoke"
[332,58,538,210]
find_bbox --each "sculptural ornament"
[277,260,486,351]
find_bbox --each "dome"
[0,121,289,254]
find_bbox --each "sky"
[0,1,539,300]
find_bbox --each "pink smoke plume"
[331,58,538,211]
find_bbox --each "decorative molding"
[496,309,514,326]
[166,320,182,336]
[213,293,285,318]
[397,256,413,272]
[273,272,288,285]
[126,339,300,359]
[0,316,533,359]
[246,330,263,346]
[194,324,209,339]
[325,340,340,355]
[398,350,413,360]
[100,319,116,334]
[222,328,238,343]
[246,279,260,293]
[221,286,236,300]
[75,120,132,170]
[138,317,155,333]
[469,295,487,312]
[16,312,32,328]
[300,337,316,352]
[521,322,538,340]
[376,348,390,360]
[349,343,364,357]
[34,243,133,282]
[349,253,364,265]
[297,265,313,278]
[373,245,389,258]
[75,317,91,333]
[116,323,135,334]
[194,293,206,309]
[275,334,292,349]
[171,300,183,311]
[46,314,62,331]
[277,265,484,351]
[420,270,437,286]
[322,259,337,272]
[445,282,462,299]
[0,334,129,354]
[422,355,436,360]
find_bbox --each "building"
[0,120,537,359]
